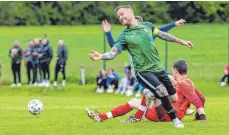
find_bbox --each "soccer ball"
[28,99,44,115]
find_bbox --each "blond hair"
[114,5,133,13]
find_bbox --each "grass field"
[0,85,228,135]
[0,24,228,134]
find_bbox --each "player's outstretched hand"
[89,50,102,61]
[180,40,193,49]
[175,19,186,27]
[101,20,111,33]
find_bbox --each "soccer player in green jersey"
[89,5,193,128]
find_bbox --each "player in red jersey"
[86,60,206,122]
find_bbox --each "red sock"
[134,95,147,119]
[99,113,108,120]
[99,103,132,120]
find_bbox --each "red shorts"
[159,110,186,121]
[145,106,187,122]
[145,107,159,121]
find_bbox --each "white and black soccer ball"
[28,99,43,115]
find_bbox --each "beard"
[120,17,132,26]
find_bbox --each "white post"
[81,66,85,85]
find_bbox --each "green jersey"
[114,22,164,74]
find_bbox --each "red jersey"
[146,78,205,121]
[226,64,229,72]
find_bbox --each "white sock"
[172,118,180,123]
[106,112,113,119]
[197,108,205,115]
[62,80,66,86]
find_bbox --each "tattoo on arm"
[101,47,120,60]
[157,30,177,42]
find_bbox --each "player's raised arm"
[89,47,121,61]
[102,20,116,47]
[159,19,186,32]
[153,27,193,49]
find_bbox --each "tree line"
[0,1,228,26]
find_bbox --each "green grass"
[0,24,228,134]
[0,85,228,135]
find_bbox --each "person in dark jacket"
[96,68,107,93]
[39,38,53,87]
[106,68,120,93]
[53,39,68,88]
[9,40,23,87]
[24,40,34,85]
[32,38,42,86]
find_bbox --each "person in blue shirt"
[101,17,186,98]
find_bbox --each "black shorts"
[154,70,176,96]
[136,70,176,97]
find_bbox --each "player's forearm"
[101,47,120,60]
[157,30,185,44]
[158,23,176,32]
[105,32,116,48]
[184,93,203,109]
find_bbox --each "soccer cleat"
[220,82,226,87]
[186,109,195,115]
[32,82,38,86]
[85,108,102,122]
[194,113,206,121]
[11,83,16,87]
[174,120,184,129]
[99,88,104,93]
[96,88,100,93]
[199,114,207,121]
[194,113,200,120]
[61,81,65,89]
[17,83,21,87]
[52,81,57,88]
[38,81,45,87]
[120,116,141,123]
[45,81,50,87]
[107,88,114,93]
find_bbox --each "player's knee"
[155,84,168,97]
[128,98,140,108]
[143,89,155,98]
[169,93,178,103]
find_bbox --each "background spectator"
[32,38,41,86]
[96,68,107,93]
[220,63,229,87]
[24,40,34,85]
[53,39,68,89]
[106,68,120,93]
[9,40,22,87]
[39,38,53,87]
